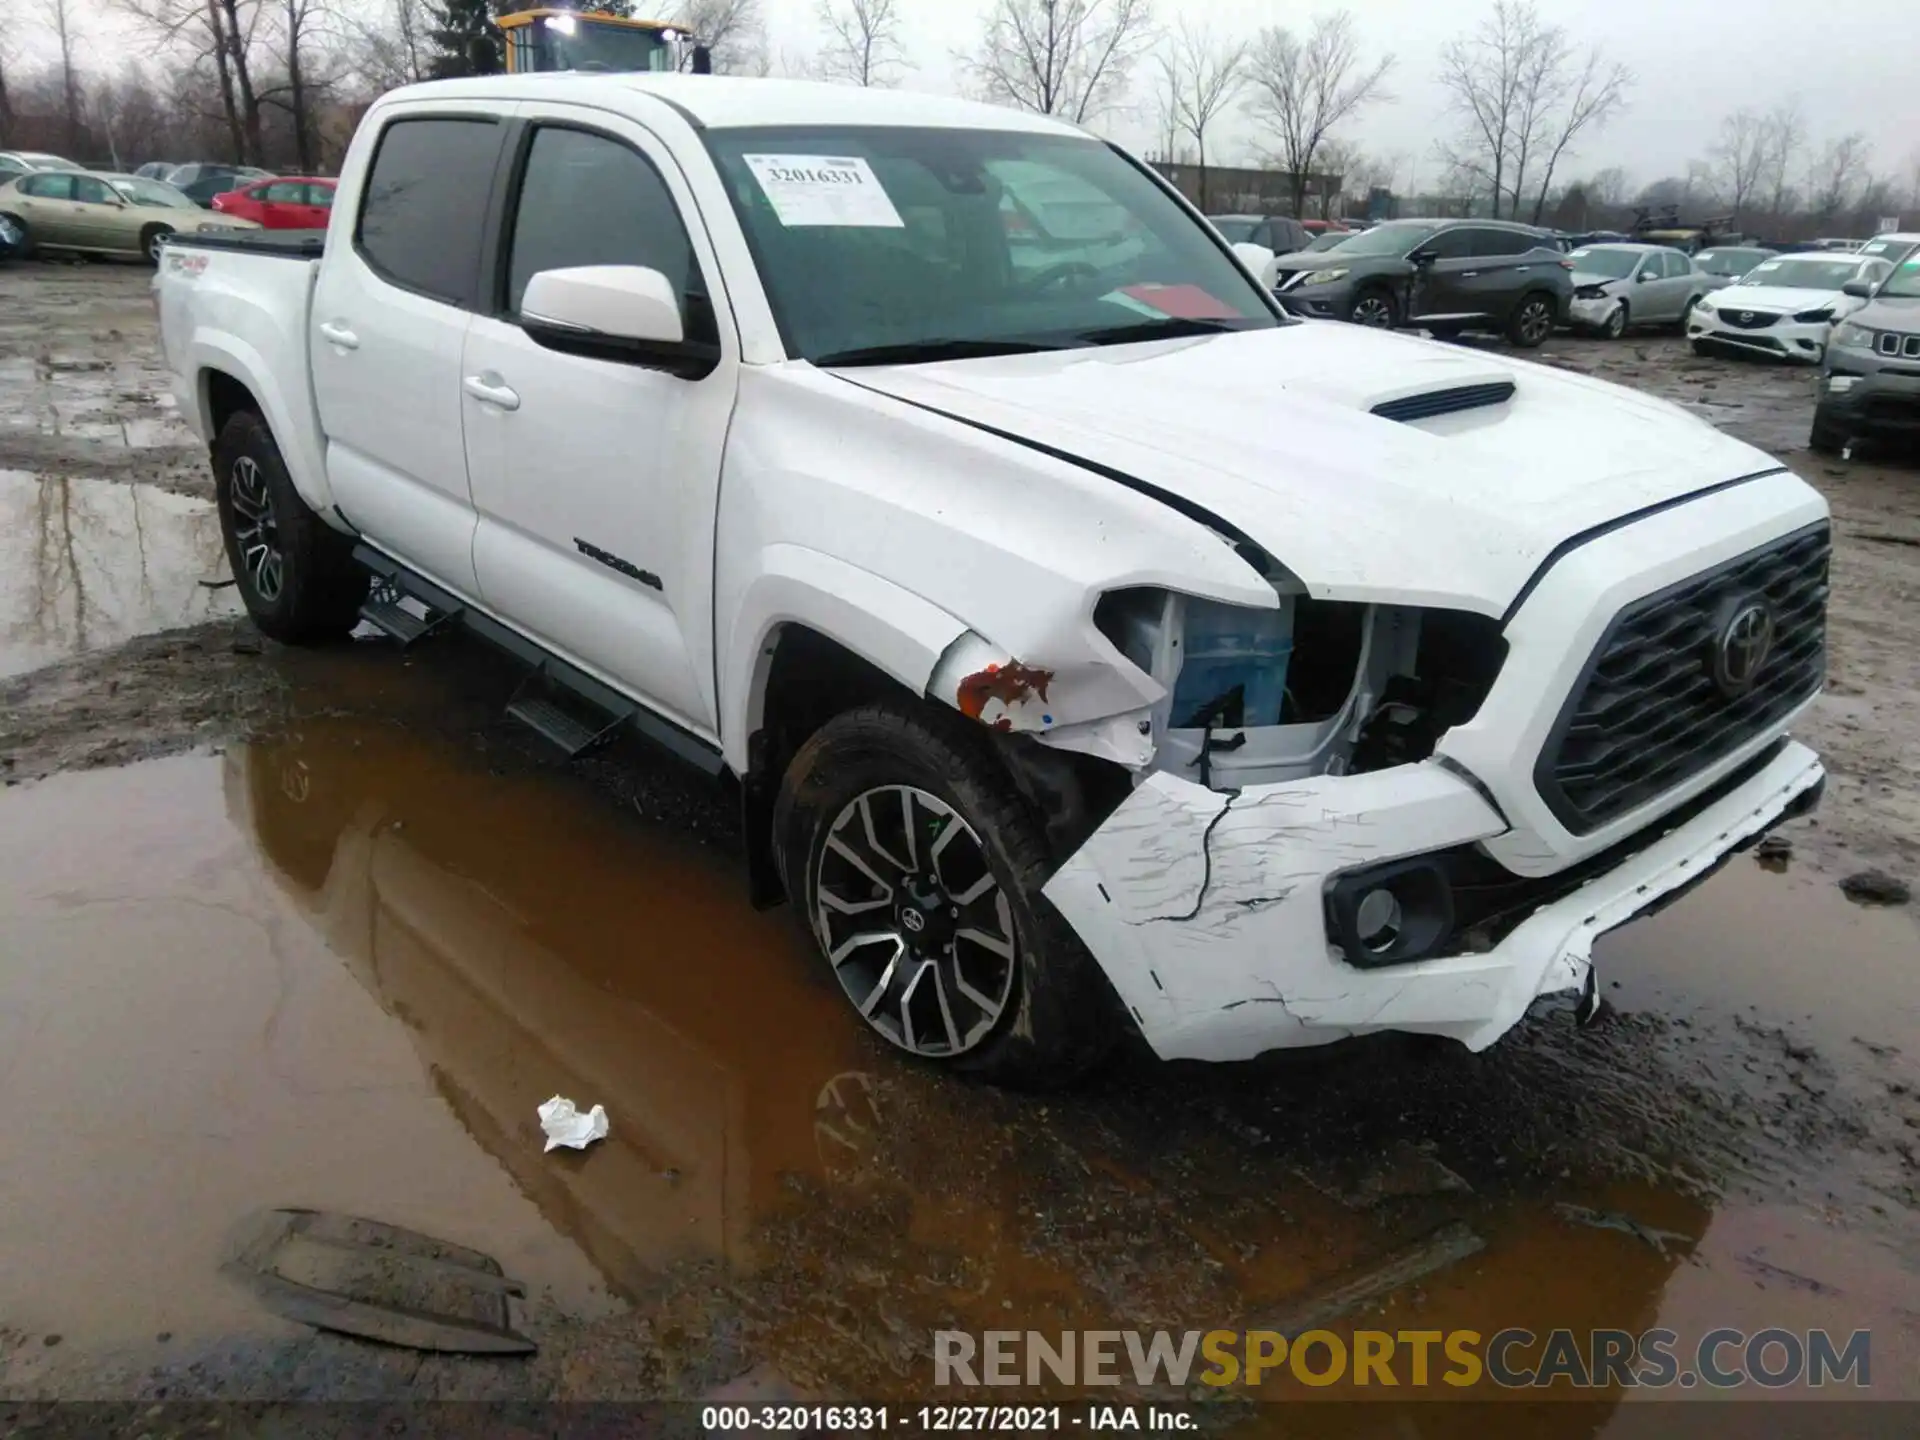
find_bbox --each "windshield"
[110,178,194,209]
[705,126,1280,364]
[1319,221,1437,257]
[1732,257,1863,290]
[1878,257,1920,300]
[520,15,675,71]
[1861,236,1917,261]
[1305,231,1351,253]
[1569,247,1642,279]
[1209,218,1259,243]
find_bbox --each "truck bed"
[169,228,327,259]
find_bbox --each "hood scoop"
[1370,380,1517,424]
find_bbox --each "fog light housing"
[1325,858,1456,969]
[1829,375,1857,392]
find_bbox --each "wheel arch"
[189,333,338,521]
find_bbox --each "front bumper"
[1819,353,1920,434]
[1690,310,1829,362]
[1045,741,1823,1062]
[1569,294,1622,329]
[1275,279,1355,319]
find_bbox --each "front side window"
[307,184,336,208]
[262,181,308,203]
[357,115,503,305]
[705,126,1280,364]
[505,125,701,321]
[72,177,113,206]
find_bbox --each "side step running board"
[505,666,635,759]
[359,574,462,649]
[348,544,725,777]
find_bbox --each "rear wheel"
[213,409,368,644]
[774,699,1120,1088]
[1348,286,1398,329]
[141,224,174,266]
[1507,292,1556,347]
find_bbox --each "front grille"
[1720,309,1780,329]
[1371,381,1516,423]
[1536,524,1829,834]
[1877,333,1920,358]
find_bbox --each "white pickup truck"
[158,74,1829,1085]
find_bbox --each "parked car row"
[0,169,260,264]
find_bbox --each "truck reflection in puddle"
[224,719,874,1298]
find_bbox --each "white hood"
[841,323,1784,614]
[1707,284,1844,315]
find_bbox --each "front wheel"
[1507,293,1556,348]
[1602,301,1628,340]
[774,700,1121,1088]
[1808,408,1847,456]
[1348,287,1398,329]
[213,410,369,644]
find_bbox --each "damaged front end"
[930,557,1825,1064]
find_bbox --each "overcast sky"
[34,0,1920,198]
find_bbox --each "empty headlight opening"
[1096,587,1507,791]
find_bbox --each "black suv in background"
[1272,218,1574,347]
[165,162,275,208]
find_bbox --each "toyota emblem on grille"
[1711,599,1775,697]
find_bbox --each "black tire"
[774,699,1121,1088]
[1426,324,1465,342]
[0,212,32,259]
[140,224,174,266]
[1507,291,1557,347]
[212,409,368,644]
[1602,301,1628,340]
[1348,286,1399,329]
[1808,408,1847,456]
[1676,293,1703,330]
[1690,338,1714,357]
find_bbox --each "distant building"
[1149,161,1342,216]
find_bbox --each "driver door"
[462,110,738,736]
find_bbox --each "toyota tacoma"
[156,74,1829,1085]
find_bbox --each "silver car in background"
[1566,244,1708,338]
[1693,246,1777,292]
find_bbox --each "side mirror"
[691,43,714,74]
[519,265,718,377]
[1409,248,1437,267]
[1637,270,1657,283]
[1842,279,1874,298]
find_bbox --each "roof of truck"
[394,73,1086,137]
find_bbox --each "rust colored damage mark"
[956,662,1054,722]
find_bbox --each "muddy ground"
[0,263,1916,1434]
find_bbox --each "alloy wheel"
[229,455,285,602]
[811,784,1018,1059]
[1520,298,1554,344]
[1604,304,1627,339]
[1351,294,1393,328]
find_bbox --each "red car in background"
[211,177,335,229]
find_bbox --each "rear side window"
[308,184,336,208]
[22,174,73,200]
[262,181,306,203]
[357,116,502,305]
[504,125,699,318]
[1662,252,1692,278]
[1474,229,1538,257]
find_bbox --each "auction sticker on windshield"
[742,155,904,228]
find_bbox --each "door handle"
[318,321,359,350]
[1461,271,1479,279]
[463,375,521,411]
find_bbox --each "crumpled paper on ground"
[537,1095,609,1153]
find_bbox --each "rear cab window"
[356,115,504,306]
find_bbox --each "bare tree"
[1155,18,1245,210]
[1522,42,1630,223]
[258,0,330,172]
[675,0,766,75]
[119,0,268,164]
[814,0,909,87]
[1760,98,1804,218]
[48,0,83,158]
[1434,0,1536,215]
[355,0,433,90]
[1436,1,1626,223]
[965,0,1156,125]
[1808,132,1870,222]
[1710,109,1769,222]
[1244,11,1392,219]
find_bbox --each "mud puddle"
[0,470,239,678]
[2,715,1915,1412]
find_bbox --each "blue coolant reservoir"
[1170,598,1294,728]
